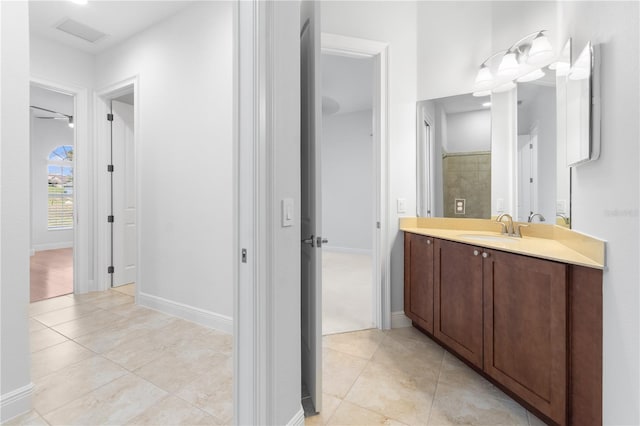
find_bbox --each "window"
[48,145,74,230]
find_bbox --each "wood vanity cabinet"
[483,249,568,425]
[433,239,484,368]
[404,232,603,426]
[404,232,434,333]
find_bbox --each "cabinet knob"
[473,250,479,256]
[482,252,489,258]
[427,240,431,245]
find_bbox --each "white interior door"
[517,134,533,222]
[112,100,136,287]
[300,0,322,415]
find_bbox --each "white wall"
[445,109,491,153]
[321,0,417,314]
[0,1,33,421]
[322,110,374,252]
[556,2,640,424]
[417,2,492,100]
[30,35,94,89]
[94,2,234,325]
[30,118,74,250]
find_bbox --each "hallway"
[10,286,232,425]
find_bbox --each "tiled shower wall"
[442,152,491,219]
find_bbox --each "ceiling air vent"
[56,18,107,43]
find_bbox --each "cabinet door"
[434,239,484,368]
[483,250,568,425]
[404,233,434,333]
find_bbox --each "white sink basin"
[457,234,520,244]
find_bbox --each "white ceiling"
[321,53,373,116]
[29,1,194,55]
[30,85,74,117]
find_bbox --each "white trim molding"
[32,242,73,252]
[0,383,34,423]
[391,311,412,329]
[138,292,232,335]
[287,407,305,426]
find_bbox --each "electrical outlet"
[455,199,466,215]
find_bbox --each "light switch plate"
[397,198,407,214]
[281,198,294,227]
[557,200,567,214]
[497,198,504,213]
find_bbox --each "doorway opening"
[320,53,375,335]
[29,85,76,302]
[97,82,137,292]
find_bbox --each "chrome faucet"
[556,213,570,226]
[528,213,546,223]
[496,213,514,235]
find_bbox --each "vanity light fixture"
[472,90,491,97]
[482,101,492,107]
[474,30,558,94]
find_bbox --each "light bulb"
[474,64,493,91]
[472,90,491,97]
[498,51,520,78]
[70,0,88,5]
[528,32,554,65]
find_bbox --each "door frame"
[94,76,140,293]
[321,33,391,329]
[30,77,90,295]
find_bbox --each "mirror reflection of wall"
[417,94,492,219]
[516,80,557,223]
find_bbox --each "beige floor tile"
[29,319,47,333]
[323,329,386,360]
[323,348,368,399]
[73,314,177,354]
[64,291,113,305]
[175,360,233,425]
[31,340,94,381]
[305,393,342,425]
[34,356,128,415]
[126,395,217,426]
[327,401,408,426]
[32,304,100,327]
[113,283,136,296]
[51,309,126,339]
[527,411,548,426]
[30,328,68,353]
[3,410,49,426]
[345,360,437,426]
[89,292,134,310]
[134,349,230,394]
[371,329,444,382]
[43,374,166,426]
[437,351,513,403]
[427,382,529,426]
[29,297,77,317]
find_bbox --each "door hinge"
[529,143,533,149]
[107,266,114,274]
[107,113,114,121]
[376,221,381,229]
[108,215,114,223]
[530,178,534,183]
[107,164,114,172]
[241,249,247,263]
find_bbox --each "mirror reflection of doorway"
[29,85,75,302]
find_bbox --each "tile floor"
[309,327,548,426]
[8,284,232,426]
[323,251,373,335]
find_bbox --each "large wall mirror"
[417,39,575,228]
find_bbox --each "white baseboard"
[32,241,73,252]
[138,292,233,335]
[0,383,34,423]
[287,407,305,426]
[324,246,372,255]
[391,311,412,328]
